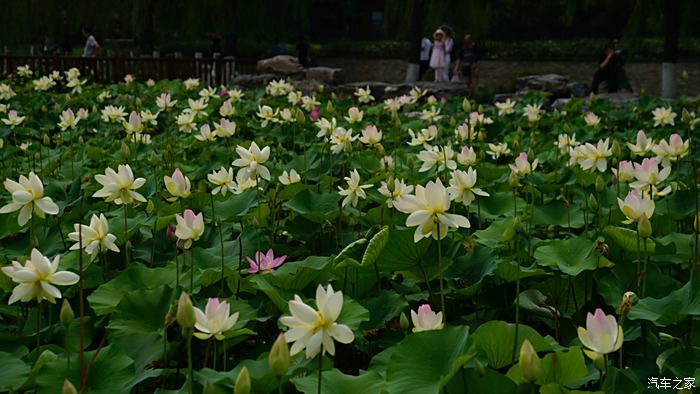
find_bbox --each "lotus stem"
[186,331,193,394]
[317,353,323,394]
[437,227,445,321]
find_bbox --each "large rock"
[256,55,304,75]
[551,92,639,110]
[305,67,344,85]
[231,74,279,89]
[516,73,570,97]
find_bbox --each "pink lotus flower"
[577,308,623,362]
[310,106,320,121]
[509,152,538,176]
[612,160,634,183]
[411,304,443,332]
[247,249,287,274]
[630,158,671,196]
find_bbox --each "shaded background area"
[1,0,699,59]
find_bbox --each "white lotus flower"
[187,98,208,118]
[176,111,197,133]
[266,79,293,96]
[279,284,354,358]
[378,178,413,208]
[257,105,279,128]
[612,161,635,183]
[100,105,127,123]
[330,128,357,154]
[2,110,25,128]
[447,168,489,206]
[233,141,271,181]
[198,86,216,100]
[407,126,438,147]
[486,143,511,160]
[394,178,470,242]
[194,124,217,142]
[68,213,119,261]
[1,248,79,304]
[315,117,338,139]
[208,167,236,196]
[354,85,375,103]
[417,145,457,172]
[0,172,59,226]
[579,138,612,173]
[495,98,516,115]
[92,164,146,205]
[140,109,158,127]
[228,88,244,102]
[278,169,301,185]
[420,106,441,122]
[0,83,16,100]
[123,111,143,135]
[183,78,200,91]
[652,107,676,127]
[17,65,33,78]
[523,103,541,122]
[652,133,689,167]
[193,298,239,340]
[555,133,579,155]
[33,76,56,91]
[338,170,372,207]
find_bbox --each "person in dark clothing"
[269,38,284,57]
[591,40,629,93]
[454,34,480,92]
[297,34,309,68]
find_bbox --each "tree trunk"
[661,0,681,98]
[404,0,424,83]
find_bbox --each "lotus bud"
[399,312,409,330]
[176,292,196,329]
[60,299,74,325]
[43,134,50,145]
[0,139,3,149]
[682,108,691,123]
[78,136,84,144]
[462,98,471,113]
[449,117,456,128]
[135,97,142,106]
[62,379,78,394]
[617,291,638,315]
[695,212,700,232]
[587,194,598,211]
[637,214,652,238]
[611,140,621,158]
[268,334,290,377]
[595,176,606,192]
[474,359,485,378]
[146,199,155,214]
[519,339,540,382]
[34,152,41,161]
[508,171,520,188]
[202,380,215,394]
[477,130,486,141]
[295,107,306,124]
[149,151,159,164]
[234,366,251,394]
[120,142,130,159]
[325,100,334,114]
[682,70,689,81]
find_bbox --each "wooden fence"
[0,55,240,85]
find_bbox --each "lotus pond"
[0,69,699,393]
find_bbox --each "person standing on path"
[81,27,99,58]
[430,29,448,82]
[419,37,432,79]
